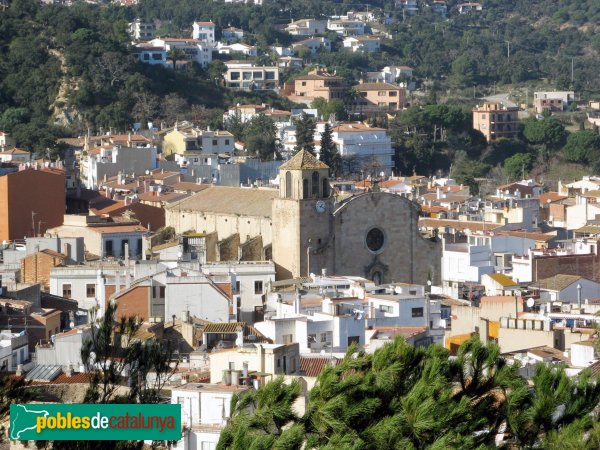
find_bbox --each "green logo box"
[10,404,181,441]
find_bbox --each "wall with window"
[101,233,145,259]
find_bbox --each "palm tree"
[167,47,185,70]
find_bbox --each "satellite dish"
[526,298,535,308]
[177,252,183,258]
[69,321,75,329]
[145,170,150,175]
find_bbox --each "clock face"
[315,200,327,213]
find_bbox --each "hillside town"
[2,0,600,448]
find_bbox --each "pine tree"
[319,122,341,177]
[294,113,316,155]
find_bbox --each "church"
[165,150,440,285]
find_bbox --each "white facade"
[285,19,327,36]
[171,383,250,450]
[128,19,155,41]
[201,261,276,324]
[327,19,366,36]
[217,42,257,57]
[315,123,394,172]
[192,22,216,43]
[0,149,31,163]
[0,331,29,371]
[566,197,600,230]
[149,38,213,68]
[343,36,381,53]
[292,37,331,55]
[81,144,157,189]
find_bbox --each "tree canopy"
[219,336,600,450]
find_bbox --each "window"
[212,139,218,146]
[265,71,275,80]
[243,71,252,80]
[285,171,292,198]
[301,81,307,86]
[378,91,387,96]
[380,304,393,313]
[320,332,327,342]
[143,53,150,61]
[277,358,281,368]
[311,171,320,197]
[283,334,293,344]
[230,71,240,80]
[409,289,417,295]
[303,179,309,198]
[347,336,360,345]
[86,284,95,298]
[177,396,184,405]
[412,307,424,318]
[105,240,113,257]
[235,281,241,294]
[62,284,72,299]
[253,71,263,79]
[366,227,385,253]
[159,286,166,298]
[254,280,263,294]
[322,178,329,197]
[151,53,162,61]
[225,139,230,145]
[137,238,142,257]
[121,239,129,258]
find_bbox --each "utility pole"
[571,57,574,84]
[505,41,510,60]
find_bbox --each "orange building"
[0,167,65,241]
[472,102,519,142]
[354,82,406,113]
[291,69,348,102]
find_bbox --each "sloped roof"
[279,149,329,170]
[485,273,518,287]
[534,274,584,292]
[299,356,341,377]
[355,82,401,91]
[167,186,276,217]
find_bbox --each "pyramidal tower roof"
[279,149,329,170]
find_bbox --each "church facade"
[272,150,440,285]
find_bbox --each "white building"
[285,19,327,36]
[343,35,381,53]
[148,38,213,68]
[321,122,394,173]
[134,43,167,66]
[292,37,331,55]
[171,383,251,450]
[217,42,257,57]
[327,19,366,36]
[224,62,279,91]
[0,330,29,371]
[128,19,155,41]
[222,27,244,42]
[192,21,216,43]
[201,261,276,324]
[0,148,31,163]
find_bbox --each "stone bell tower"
[272,150,333,280]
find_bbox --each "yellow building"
[161,126,234,157]
[472,102,519,142]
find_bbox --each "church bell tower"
[272,150,333,279]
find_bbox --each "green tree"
[167,47,185,70]
[318,122,341,177]
[244,114,280,161]
[504,152,534,181]
[294,113,316,154]
[522,117,568,156]
[563,130,600,165]
[219,336,600,450]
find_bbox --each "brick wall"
[20,252,65,289]
[532,254,599,282]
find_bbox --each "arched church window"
[285,171,292,198]
[303,179,309,198]
[311,171,319,197]
[322,178,329,197]
[372,271,382,285]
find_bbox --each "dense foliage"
[218,336,600,449]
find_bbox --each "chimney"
[63,243,69,260]
[231,370,241,386]
[65,364,73,377]
[242,362,248,380]
[294,290,301,315]
[124,242,130,288]
[16,364,23,376]
[222,369,231,385]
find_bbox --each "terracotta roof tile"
[279,149,329,170]
[299,356,341,377]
